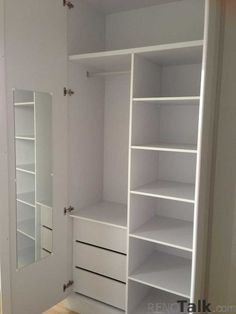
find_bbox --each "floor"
[0,299,77,314]
[43,302,78,314]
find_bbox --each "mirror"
[14,89,53,269]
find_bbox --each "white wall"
[106,0,205,50]
[67,0,105,55]
[0,0,11,312]
[207,0,236,307]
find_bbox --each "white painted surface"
[207,0,236,306]
[73,219,127,253]
[130,215,193,251]
[74,268,126,310]
[190,0,223,301]
[133,96,200,105]
[84,0,182,14]
[70,40,203,66]
[103,74,130,204]
[65,292,125,314]
[40,205,53,229]
[131,180,195,204]
[129,249,191,298]
[0,0,223,312]
[128,281,188,314]
[5,1,70,313]
[71,201,127,228]
[132,144,197,154]
[67,0,105,55]
[41,228,53,253]
[75,242,126,282]
[106,0,205,50]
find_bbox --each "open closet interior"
[65,0,206,313]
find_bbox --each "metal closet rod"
[86,70,131,78]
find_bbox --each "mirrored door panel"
[14,89,53,269]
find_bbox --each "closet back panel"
[67,0,105,55]
[106,0,205,50]
[69,0,205,54]
[68,69,130,207]
[68,63,105,209]
[103,74,130,204]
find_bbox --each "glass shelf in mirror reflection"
[13,89,53,269]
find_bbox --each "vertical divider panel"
[190,0,222,302]
[126,53,135,313]
[132,55,162,98]
[33,92,37,261]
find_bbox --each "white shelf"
[36,199,52,208]
[17,191,35,207]
[133,96,200,105]
[16,163,35,174]
[15,135,35,141]
[69,40,203,71]
[17,218,35,240]
[130,216,193,251]
[131,143,197,154]
[131,289,189,314]
[14,102,34,106]
[129,251,191,298]
[131,180,195,203]
[70,201,127,229]
[69,50,131,73]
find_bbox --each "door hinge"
[63,280,74,292]
[64,87,74,96]
[63,0,74,9]
[64,206,74,215]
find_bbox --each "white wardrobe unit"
[65,1,220,313]
[2,0,222,314]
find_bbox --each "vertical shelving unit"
[68,40,205,313]
[127,43,203,312]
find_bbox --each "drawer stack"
[71,201,127,311]
[40,202,53,258]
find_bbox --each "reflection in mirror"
[14,89,53,269]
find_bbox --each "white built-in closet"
[64,0,220,313]
[2,0,221,313]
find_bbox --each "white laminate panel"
[75,242,126,282]
[74,269,126,310]
[73,219,127,254]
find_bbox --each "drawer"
[75,242,126,282]
[73,219,127,254]
[74,268,126,310]
[40,205,53,229]
[41,227,53,252]
[41,249,51,259]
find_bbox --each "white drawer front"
[41,227,53,252]
[41,205,53,229]
[74,269,126,310]
[73,219,127,254]
[75,242,126,282]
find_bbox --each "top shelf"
[70,201,127,229]
[69,40,203,72]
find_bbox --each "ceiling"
[84,0,182,14]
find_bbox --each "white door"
[5,1,72,313]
